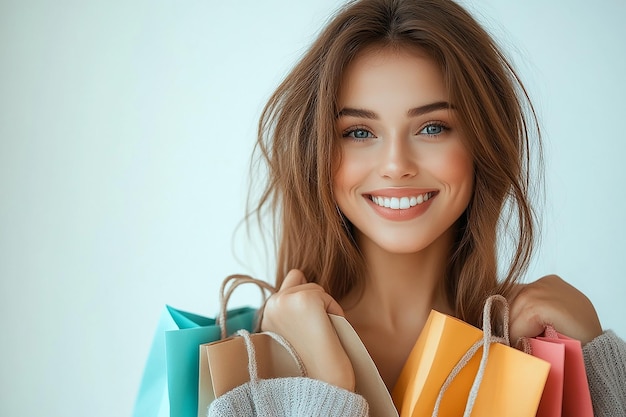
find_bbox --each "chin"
[357,224,456,257]
[372,236,439,256]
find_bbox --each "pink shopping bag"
[523,326,593,417]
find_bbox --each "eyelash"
[341,122,450,142]
[342,126,375,141]
[419,121,450,137]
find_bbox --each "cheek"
[333,148,367,193]
[428,144,474,187]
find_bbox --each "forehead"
[337,46,448,107]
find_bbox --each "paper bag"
[528,327,593,417]
[526,338,565,417]
[198,332,303,415]
[199,314,398,417]
[330,315,400,417]
[132,305,257,417]
[392,309,551,417]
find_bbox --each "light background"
[1,0,624,416]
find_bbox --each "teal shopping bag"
[132,305,257,417]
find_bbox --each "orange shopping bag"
[392,295,551,417]
[522,326,593,417]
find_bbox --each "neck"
[342,226,456,333]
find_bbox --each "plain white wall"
[0,0,624,416]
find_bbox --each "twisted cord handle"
[517,324,559,355]
[236,329,308,384]
[218,274,277,339]
[432,294,510,417]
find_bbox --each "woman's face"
[333,47,474,255]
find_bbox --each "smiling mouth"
[368,192,435,210]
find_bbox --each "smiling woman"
[208,0,626,415]
[1,0,625,416]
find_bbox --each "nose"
[378,135,418,179]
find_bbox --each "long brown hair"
[249,0,542,326]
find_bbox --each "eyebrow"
[337,101,453,119]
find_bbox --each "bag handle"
[218,274,277,339]
[517,324,559,355]
[236,329,308,384]
[432,294,510,417]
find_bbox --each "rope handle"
[432,294,510,417]
[517,324,559,355]
[217,274,277,339]
[236,329,308,386]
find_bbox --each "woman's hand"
[509,274,603,345]
[261,269,355,391]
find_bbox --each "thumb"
[280,269,307,291]
[323,294,346,317]
[509,315,547,347]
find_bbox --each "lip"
[363,188,438,222]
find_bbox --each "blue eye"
[343,128,375,140]
[420,124,446,136]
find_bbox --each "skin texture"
[262,46,603,392]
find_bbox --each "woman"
[210,0,626,415]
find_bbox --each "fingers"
[508,285,551,344]
[508,275,602,345]
[275,269,345,316]
[261,269,355,390]
[509,280,553,342]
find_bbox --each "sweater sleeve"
[582,330,626,417]
[207,376,369,417]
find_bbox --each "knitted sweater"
[583,330,626,416]
[208,330,626,417]
[208,377,369,416]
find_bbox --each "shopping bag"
[192,275,276,416]
[132,304,257,417]
[522,326,593,417]
[330,314,400,417]
[523,336,565,417]
[199,331,304,413]
[133,273,274,417]
[392,295,551,417]
[164,306,258,417]
[198,313,399,417]
[205,329,309,415]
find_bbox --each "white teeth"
[370,192,434,210]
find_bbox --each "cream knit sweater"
[208,330,626,417]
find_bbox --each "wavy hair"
[249,0,542,326]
